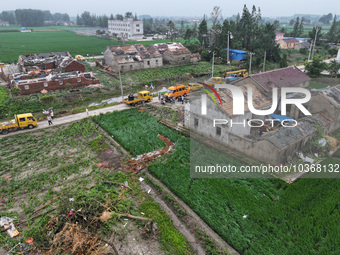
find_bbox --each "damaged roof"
[20,52,70,62]
[320,84,340,107]
[261,118,317,151]
[245,66,311,92]
[215,83,273,116]
[152,42,191,55]
[107,44,161,63]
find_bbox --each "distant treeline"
[0,9,70,26]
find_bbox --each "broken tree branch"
[117,213,151,222]
[97,236,120,255]
[32,195,62,214]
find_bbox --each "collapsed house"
[185,89,327,165]
[103,44,163,72]
[185,69,340,165]
[12,72,100,95]
[18,52,85,73]
[148,42,200,65]
[308,84,340,133]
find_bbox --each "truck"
[123,91,153,106]
[0,113,38,135]
[224,69,248,79]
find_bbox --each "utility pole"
[249,52,255,75]
[311,27,319,60]
[119,70,124,102]
[211,51,215,77]
[263,50,266,72]
[308,40,313,61]
[227,31,232,72]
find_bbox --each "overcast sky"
[2,0,340,18]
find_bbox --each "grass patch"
[310,81,328,89]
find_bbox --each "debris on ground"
[129,135,174,173]
[49,223,110,255]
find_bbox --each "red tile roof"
[249,66,311,92]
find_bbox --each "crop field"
[0,29,185,63]
[0,119,190,254]
[94,109,340,254]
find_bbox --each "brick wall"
[64,61,85,72]
[16,75,100,95]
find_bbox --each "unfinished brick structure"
[12,72,100,95]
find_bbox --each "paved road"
[0,99,185,139]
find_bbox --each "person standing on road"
[142,97,145,106]
[50,109,54,119]
[47,114,53,126]
[181,95,184,104]
[86,107,89,116]
[172,95,175,104]
[158,92,161,101]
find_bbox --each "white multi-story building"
[108,18,143,40]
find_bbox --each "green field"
[0,29,185,63]
[95,109,340,255]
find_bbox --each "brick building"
[12,72,100,95]
[18,52,84,73]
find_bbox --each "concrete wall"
[103,48,115,68]
[186,95,317,165]
[308,93,340,133]
[142,57,163,69]
[163,50,191,65]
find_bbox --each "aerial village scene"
[0,0,340,254]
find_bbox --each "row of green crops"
[93,109,184,156]
[149,138,340,255]
[0,29,185,63]
[94,109,340,254]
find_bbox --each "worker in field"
[47,115,53,125]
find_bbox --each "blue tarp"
[222,49,247,61]
[270,114,295,122]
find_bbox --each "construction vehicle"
[123,91,152,106]
[164,84,190,102]
[0,113,38,135]
[187,82,203,91]
[224,69,248,79]
[75,55,85,61]
[205,77,226,85]
[0,63,5,68]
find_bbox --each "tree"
[327,15,337,42]
[125,12,133,19]
[198,18,208,48]
[167,20,176,42]
[305,56,328,77]
[210,6,222,28]
[116,14,123,20]
[0,11,16,24]
[76,15,83,26]
[328,59,340,77]
[291,17,301,37]
[309,26,323,44]
[319,13,333,24]
[280,53,288,68]
[15,9,45,26]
